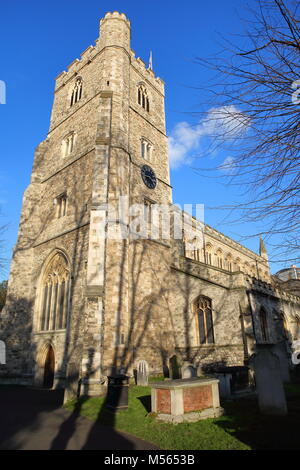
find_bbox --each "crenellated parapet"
[54,45,97,91]
[99,11,131,28]
[183,217,271,281]
[245,276,300,304]
[54,11,163,94]
[130,51,164,93]
[205,224,265,263]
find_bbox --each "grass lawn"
[64,382,300,450]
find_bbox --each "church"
[1,12,300,398]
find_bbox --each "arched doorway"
[43,345,55,388]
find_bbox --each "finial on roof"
[149,50,153,70]
[259,236,268,259]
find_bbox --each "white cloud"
[168,105,250,170]
[218,156,236,174]
[168,122,201,169]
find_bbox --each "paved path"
[0,386,159,450]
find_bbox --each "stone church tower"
[1,12,300,397]
[0,12,172,396]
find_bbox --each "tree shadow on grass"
[137,395,151,413]
[81,398,135,450]
[49,369,137,450]
[49,389,136,450]
[215,395,300,450]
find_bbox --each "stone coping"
[156,407,224,423]
[150,377,218,390]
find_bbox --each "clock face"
[141,165,157,189]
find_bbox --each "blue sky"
[0,0,289,280]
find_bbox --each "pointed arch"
[216,249,223,269]
[36,341,56,389]
[36,250,70,332]
[61,131,76,157]
[194,295,215,345]
[277,311,289,341]
[70,77,83,106]
[137,84,150,112]
[140,137,153,161]
[43,344,55,388]
[259,307,269,342]
[235,258,241,271]
[244,261,250,275]
[205,243,213,265]
[225,253,233,271]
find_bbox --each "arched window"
[259,307,269,342]
[62,132,76,157]
[216,249,223,269]
[192,237,202,261]
[137,85,149,111]
[141,138,153,161]
[225,253,233,271]
[70,78,83,106]
[55,193,67,218]
[138,87,141,106]
[205,244,212,265]
[277,312,288,341]
[38,252,70,332]
[235,258,241,271]
[195,296,215,345]
[244,262,250,275]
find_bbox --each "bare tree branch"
[194,0,300,265]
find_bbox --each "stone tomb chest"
[150,377,223,423]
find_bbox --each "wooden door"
[43,346,55,388]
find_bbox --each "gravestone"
[213,366,251,397]
[136,360,149,386]
[250,344,287,415]
[182,362,197,379]
[197,364,205,377]
[169,355,182,380]
[215,373,232,398]
[106,374,129,410]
